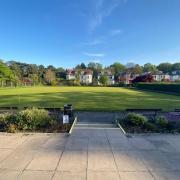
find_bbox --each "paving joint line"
[86,136,90,180]
[105,129,121,180]
[50,135,69,180]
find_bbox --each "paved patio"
[0,129,180,180]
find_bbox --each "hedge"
[135,83,180,94]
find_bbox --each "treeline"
[0,59,180,87]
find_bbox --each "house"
[131,73,154,83]
[98,71,115,85]
[170,71,180,82]
[118,73,131,84]
[80,70,93,84]
[152,71,170,81]
[118,73,139,85]
[66,69,76,80]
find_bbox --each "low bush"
[122,113,148,127]
[0,107,64,133]
[155,116,169,128]
[143,122,157,131]
[15,108,52,131]
[118,113,177,133]
[0,113,15,132]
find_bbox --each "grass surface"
[0,86,179,111]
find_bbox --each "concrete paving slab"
[0,169,20,180]
[19,170,53,180]
[42,135,67,150]
[88,137,110,150]
[151,171,180,180]
[88,150,117,171]
[0,134,27,149]
[113,150,148,171]
[108,137,133,150]
[137,150,172,171]
[147,139,177,152]
[53,171,86,180]
[129,137,156,150]
[119,171,154,180]
[164,152,180,170]
[57,150,87,171]
[166,136,180,152]
[0,149,13,162]
[19,134,50,150]
[26,150,62,171]
[105,129,124,138]
[65,137,88,150]
[0,149,34,170]
[71,129,92,138]
[87,171,120,180]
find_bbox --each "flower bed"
[0,107,71,133]
[118,113,180,134]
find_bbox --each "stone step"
[75,122,117,129]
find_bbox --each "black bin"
[64,104,73,118]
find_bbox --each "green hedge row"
[135,83,180,94]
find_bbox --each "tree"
[88,62,103,79]
[143,63,157,73]
[110,62,125,78]
[126,62,136,68]
[0,61,15,87]
[44,69,56,84]
[132,65,143,75]
[99,74,108,86]
[172,63,180,71]
[75,63,86,70]
[38,65,46,82]
[56,67,66,80]
[28,74,39,85]
[157,63,172,73]
[88,62,103,70]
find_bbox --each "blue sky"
[0,0,180,68]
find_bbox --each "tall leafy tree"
[99,74,108,86]
[172,63,180,71]
[143,63,157,73]
[157,63,172,73]
[110,62,125,78]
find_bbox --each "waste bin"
[64,104,73,118]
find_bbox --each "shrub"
[135,83,180,94]
[7,124,18,133]
[155,116,169,129]
[143,122,157,131]
[121,113,148,127]
[51,80,58,86]
[16,108,51,131]
[0,113,12,131]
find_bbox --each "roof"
[82,70,93,75]
[66,69,76,75]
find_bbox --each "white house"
[80,70,93,84]
[170,71,180,82]
[98,71,115,85]
[152,71,170,81]
[66,69,76,80]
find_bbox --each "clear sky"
[0,0,180,68]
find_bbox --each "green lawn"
[0,86,179,111]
